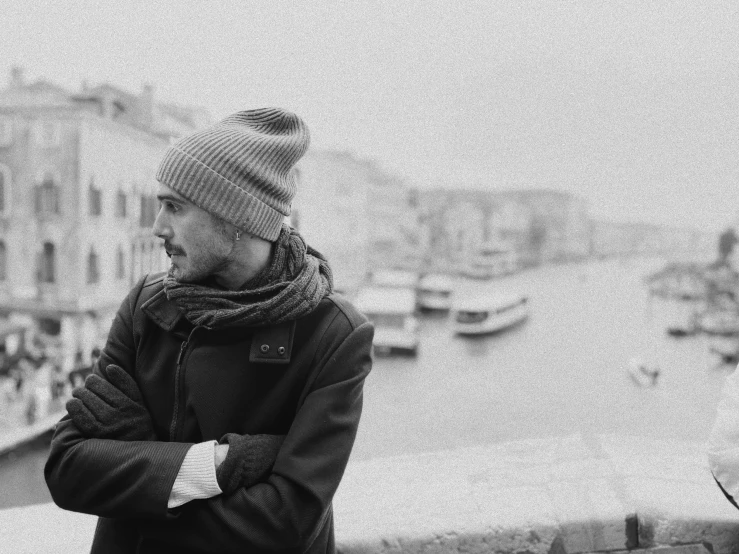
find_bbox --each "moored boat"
[460,243,517,280]
[627,358,660,387]
[355,285,420,355]
[417,273,454,311]
[708,335,739,365]
[451,290,528,335]
[697,309,739,336]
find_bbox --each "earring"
[235,230,241,241]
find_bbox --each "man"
[708,363,739,510]
[45,108,374,553]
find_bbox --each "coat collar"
[141,288,183,332]
[141,285,296,364]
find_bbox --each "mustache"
[163,242,185,257]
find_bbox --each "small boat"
[451,291,528,335]
[355,285,420,356]
[697,310,739,336]
[654,295,703,337]
[666,326,697,337]
[628,358,660,387]
[645,263,707,300]
[709,336,739,365]
[417,273,454,311]
[666,312,700,337]
[460,243,517,280]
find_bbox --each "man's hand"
[215,433,285,495]
[66,364,156,441]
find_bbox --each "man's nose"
[152,208,171,239]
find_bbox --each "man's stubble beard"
[171,250,231,283]
[170,228,236,284]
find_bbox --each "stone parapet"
[2,433,739,554]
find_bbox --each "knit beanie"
[155,108,310,242]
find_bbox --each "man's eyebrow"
[156,193,187,204]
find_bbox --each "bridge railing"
[2,433,739,554]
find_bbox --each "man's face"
[152,183,234,283]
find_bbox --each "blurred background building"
[0,66,211,370]
[0,65,717,370]
[292,150,419,295]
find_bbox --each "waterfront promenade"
[2,432,738,553]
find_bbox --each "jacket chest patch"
[249,320,296,364]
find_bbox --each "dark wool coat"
[44,272,374,554]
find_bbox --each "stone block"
[598,434,709,483]
[338,527,561,554]
[547,479,629,553]
[624,476,739,554]
[644,546,713,554]
[0,503,96,554]
[605,545,714,554]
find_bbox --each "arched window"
[116,245,125,280]
[0,117,12,146]
[0,241,6,281]
[87,248,99,284]
[0,164,10,214]
[35,121,60,147]
[130,243,137,284]
[35,171,60,214]
[88,176,102,216]
[38,242,55,283]
[116,188,127,218]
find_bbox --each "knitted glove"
[216,433,286,495]
[66,364,156,441]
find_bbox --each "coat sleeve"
[44,277,192,519]
[708,364,739,504]
[136,320,374,553]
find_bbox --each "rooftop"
[0,66,211,139]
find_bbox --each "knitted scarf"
[163,225,333,329]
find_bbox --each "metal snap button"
[277,346,286,355]
[260,344,270,353]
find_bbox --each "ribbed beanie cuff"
[155,108,310,242]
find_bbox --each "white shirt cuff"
[168,440,223,509]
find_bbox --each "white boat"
[370,269,419,289]
[627,358,660,387]
[697,309,739,336]
[451,291,529,335]
[709,335,739,365]
[664,301,701,337]
[355,286,419,355]
[417,273,454,311]
[460,244,517,280]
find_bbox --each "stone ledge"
[3,433,739,554]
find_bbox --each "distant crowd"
[0,347,100,426]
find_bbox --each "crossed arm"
[44,283,374,552]
[65,364,282,498]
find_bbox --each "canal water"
[353,255,730,461]
[0,255,731,508]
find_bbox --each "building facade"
[0,68,209,369]
[417,187,591,273]
[292,150,417,296]
[589,219,713,260]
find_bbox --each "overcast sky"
[2,0,738,231]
